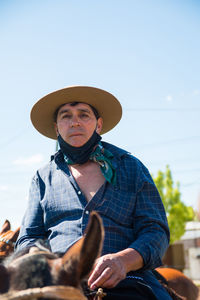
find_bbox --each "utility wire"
[174,168,200,174]
[125,108,200,112]
[0,128,28,149]
[133,135,200,149]
[182,180,200,187]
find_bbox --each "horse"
[0,211,105,300]
[155,267,200,300]
[0,217,199,300]
[0,220,20,262]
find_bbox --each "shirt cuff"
[128,240,163,271]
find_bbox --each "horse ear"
[0,265,9,293]
[0,220,10,235]
[61,212,104,280]
[79,211,104,279]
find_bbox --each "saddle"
[152,269,186,300]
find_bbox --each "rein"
[85,288,107,300]
[0,286,107,300]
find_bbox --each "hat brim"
[30,86,122,140]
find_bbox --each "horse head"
[0,211,104,299]
[0,220,20,261]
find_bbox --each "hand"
[88,253,127,290]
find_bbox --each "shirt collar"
[51,141,129,165]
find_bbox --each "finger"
[101,273,121,289]
[89,267,112,289]
[88,262,106,286]
[92,271,121,289]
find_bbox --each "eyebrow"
[58,108,92,116]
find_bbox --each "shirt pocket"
[96,188,137,228]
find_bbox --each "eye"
[80,113,90,119]
[62,114,71,119]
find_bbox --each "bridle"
[0,236,15,247]
[0,285,107,300]
[1,246,107,300]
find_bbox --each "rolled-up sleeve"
[15,172,46,251]
[129,164,170,270]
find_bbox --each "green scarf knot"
[64,142,117,185]
[89,143,117,185]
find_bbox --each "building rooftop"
[180,221,200,240]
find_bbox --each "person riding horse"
[16,86,172,299]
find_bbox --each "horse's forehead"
[0,230,12,238]
[0,232,14,249]
[10,250,57,267]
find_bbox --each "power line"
[0,128,28,149]
[182,180,200,188]
[125,108,200,112]
[133,135,200,149]
[174,168,200,174]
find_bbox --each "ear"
[0,265,9,293]
[96,117,103,134]
[54,122,59,137]
[0,220,10,235]
[61,211,104,279]
[10,227,20,242]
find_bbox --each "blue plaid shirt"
[16,141,169,271]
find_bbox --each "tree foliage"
[153,165,195,244]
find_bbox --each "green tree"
[153,165,195,244]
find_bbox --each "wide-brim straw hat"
[31,86,122,140]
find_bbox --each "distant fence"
[163,243,185,271]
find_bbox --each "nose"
[70,115,80,127]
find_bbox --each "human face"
[54,103,103,147]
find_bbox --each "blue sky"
[0,0,200,228]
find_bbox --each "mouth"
[69,133,83,137]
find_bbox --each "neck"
[69,160,96,168]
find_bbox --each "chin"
[72,143,85,148]
[69,140,86,147]
[67,136,88,147]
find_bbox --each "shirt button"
[78,190,81,195]
[85,210,89,214]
